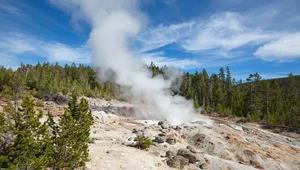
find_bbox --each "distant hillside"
[265,75,300,88]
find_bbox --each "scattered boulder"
[189,133,214,153]
[153,136,165,143]
[158,121,170,129]
[132,128,138,133]
[166,156,189,169]
[166,138,176,145]
[158,121,164,125]
[166,150,176,158]
[177,149,201,163]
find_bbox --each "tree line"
[182,67,300,131]
[149,63,300,131]
[0,62,116,103]
[1,62,299,132]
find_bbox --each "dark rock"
[153,136,165,143]
[166,156,189,169]
[158,121,164,125]
[158,133,166,137]
[166,138,176,145]
[158,121,170,129]
[166,150,176,158]
[132,128,138,133]
[177,149,201,163]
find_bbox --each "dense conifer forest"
[0,62,299,132]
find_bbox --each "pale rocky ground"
[1,97,300,170]
[84,98,300,170]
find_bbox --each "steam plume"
[51,0,210,124]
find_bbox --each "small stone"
[158,121,164,125]
[153,136,165,143]
[132,128,138,133]
[166,138,176,145]
[158,121,170,129]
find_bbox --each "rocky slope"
[85,98,300,170]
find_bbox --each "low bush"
[134,136,154,151]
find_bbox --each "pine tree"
[287,73,298,129]
[51,94,94,169]
[225,66,233,110]
[218,67,225,88]
[246,73,262,117]
[2,96,50,169]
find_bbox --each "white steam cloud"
[51,0,211,125]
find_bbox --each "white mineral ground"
[85,97,300,170]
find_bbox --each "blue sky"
[1,0,300,80]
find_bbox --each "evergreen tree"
[246,73,262,118]
[218,67,225,88]
[51,94,94,169]
[225,66,233,110]
[286,73,299,129]
[1,96,49,169]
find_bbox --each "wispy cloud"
[254,32,300,62]
[137,22,194,52]
[0,2,21,16]
[0,33,90,65]
[182,12,275,53]
[140,51,253,70]
[138,11,300,63]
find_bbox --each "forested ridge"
[0,62,300,132]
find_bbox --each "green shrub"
[134,136,154,151]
